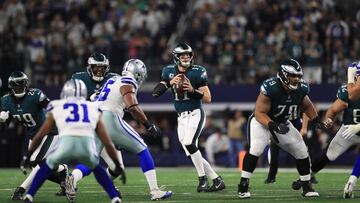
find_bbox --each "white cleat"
[66,175,76,203]
[238,192,251,199]
[302,191,319,197]
[343,181,355,199]
[150,189,173,201]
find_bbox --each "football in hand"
[174,74,186,99]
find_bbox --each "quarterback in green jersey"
[238,59,325,199]
[0,71,67,200]
[153,43,225,193]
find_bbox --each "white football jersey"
[95,75,138,117]
[47,98,101,137]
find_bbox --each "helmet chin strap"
[288,83,299,90]
[180,61,191,68]
[14,92,26,98]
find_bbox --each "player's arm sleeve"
[152,68,170,98]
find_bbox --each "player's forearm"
[128,106,148,124]
[254,111,272,127]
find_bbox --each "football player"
[23,79,122,203]
[0,71,67,200]
[69,59,173,201]
[238,59,324,198]
[152,43,225,192]
[290,81,360,197]
[70,52,126,190]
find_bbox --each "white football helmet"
[122,59,147,86]
[60,79,88,99]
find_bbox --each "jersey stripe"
[117,115,147,147]
[121,78,138,90]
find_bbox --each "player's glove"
[343,124,360,139]
[112,163,126,184]
[348,62,360,84]
[311,116,327,130]
[0,111,9,122]
[268,121,289,134]
[144,121,162,138]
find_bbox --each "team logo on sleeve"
[169,73,174,79]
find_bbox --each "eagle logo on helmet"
[87,52,110,82]
[277,58,303,90]
[8,71,29,98]
[172,43,194,68]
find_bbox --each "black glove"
[311,116,326,130]
[268,121,289,134]
[144,122,162,138]
[112,164,126,184]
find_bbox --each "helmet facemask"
[8,72,29,98]
[87,52,110,82]
[122,59,147,86]
[172,43,194,68]
[277,59,303,90]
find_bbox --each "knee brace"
[185,144,198,154]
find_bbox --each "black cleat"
[56,165,68,196]
[264,178,276,184]
[292,179,302,190]
[12,186,25,200]
[197,176,209,192]
[206,176,225,192]
[238,178,250,198]
[301,181,319,197]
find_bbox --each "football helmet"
[8,71,29,98]
[277,58,303,90]
[60,79,87,99]
[87,52,110,82]
[172,42,194,68]
[122,59,147,86]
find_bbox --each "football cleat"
[150,189,173,201]
[301,181,319,197]
[206,176,225,192]
[343,181,355,199]
[111,197,122,203]
[197,176,209,192]
[238,191,251,199]
[264,178,276,184]
[23,194,33,203]
[238,178,250,199]
[56,165,68,196]
[292,176,318,190]
[65,175,76,203]
[12,186,25,200]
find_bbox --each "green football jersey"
[71,72,119,99]
[336,85,360,124]
[260,77,309,123]
[161,64,208,113]
[0,88,49,139]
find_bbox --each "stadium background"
[0,0,359,168]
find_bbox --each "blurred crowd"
[1,0,360,87]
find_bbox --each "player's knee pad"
[185,144,198,154]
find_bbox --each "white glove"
[0,111,10,122]
[343,124,360,139]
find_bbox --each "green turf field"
[0,167,359,203]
